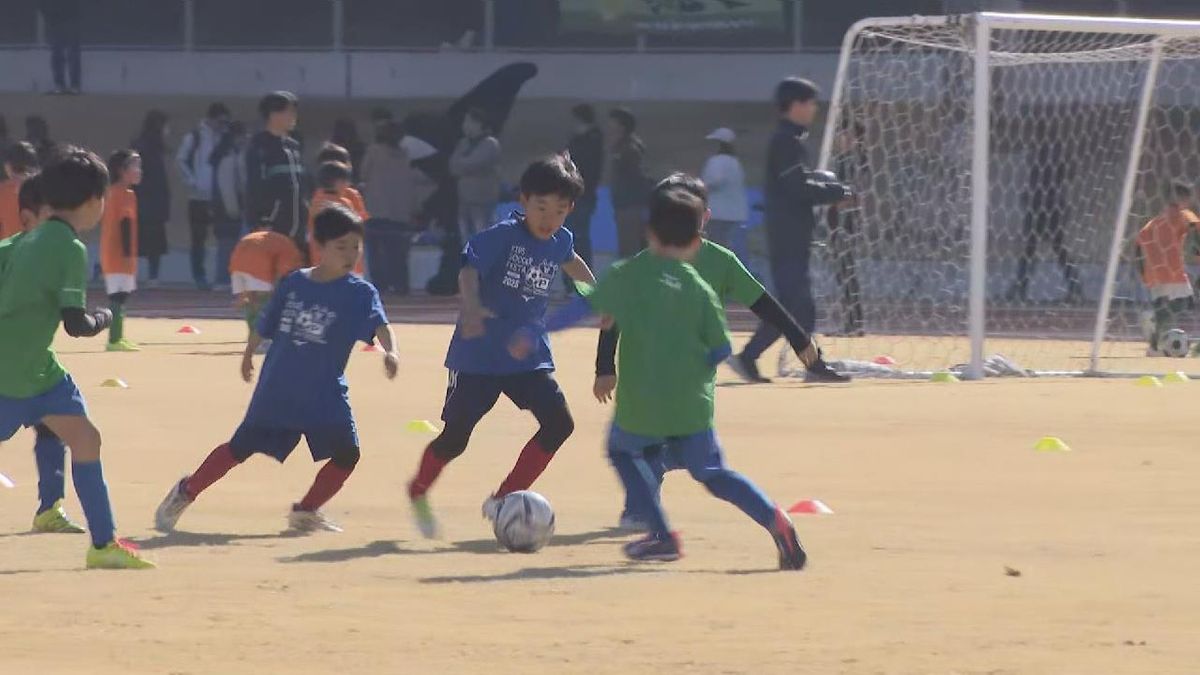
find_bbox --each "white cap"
[705,127,736,143]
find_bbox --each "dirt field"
[2,318,1198,674]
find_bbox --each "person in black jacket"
[731,77,850,383]
[245,91,307,257]
[564,103,604,269]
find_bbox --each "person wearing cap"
[177,102,232,290]
[245,91,308,257]
[699,127,749,250]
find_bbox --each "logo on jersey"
[501,244,558,300]
[278,292,338,345]
[659,272,682,291]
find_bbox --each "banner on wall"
[561,0,786,34]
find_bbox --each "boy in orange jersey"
[230,222,304,341]
[1136,180,1199,355]
[100,150,142,352]
[308,161,366,274]
[1,141,40,240]
[316,142,368,215]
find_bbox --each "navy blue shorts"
[229,421,359,463]
[607,425,725,482]
[0,375,88,442]
[441,370,566,427]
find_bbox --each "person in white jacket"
[699,127,749,249]
[176,102,231,289]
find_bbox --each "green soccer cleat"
[105,339,141,352]
[86,539,156,570]
[410,494,439,539]
[32,500,86,534]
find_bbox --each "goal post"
[782,12,1200,379]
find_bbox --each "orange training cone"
[362,343,379,352]
[787,499,834,515]
[177,325,201,335]
[873,355,896,366]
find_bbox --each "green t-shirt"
[581,251,730,437]
[690,239,765,306]
[0,219,88,398]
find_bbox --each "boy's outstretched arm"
[561,252,597,285]
[749,291,818,367]
[374,323,400,379]
[241,332,262,382]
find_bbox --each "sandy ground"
[2,319,1199,674]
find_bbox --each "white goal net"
[781,12,1200,379]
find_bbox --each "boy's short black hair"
[317,142,351,165]
[207,102,231,119]
[258,90,298,119]
[312,203,365,244]
[317,161,352,190]
[648,188,704,247]
[40,146,108,210]
[18,172,44,213]
[571,103,595,125]
[608,107,637,134]
[106,149,139,182]
[654,172,708,205]
[1169,179,1193,201]
[4,141,39,173]
[519,153,584,202]
[775,77,820,111]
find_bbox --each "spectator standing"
[449,107,501,240]
[699,127,749,250]
[361,120,415,294]
[565,103,603,267]
[177,102,232,290]
[131,110,171,287]
[24,116,57,165]
[733,78,850,383]
[245,91,307,255]
[330,118,366,184]
[211,121,249,291]
[607,107,650,258]
[38,0,82,95]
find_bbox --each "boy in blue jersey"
[406,154,596,537]
[155,204,399,534]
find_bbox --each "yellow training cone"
[1164,371,1190,384]
[1034,436,1071,453]
[930,371,960,383]
[406,420,440,433]
[100,378,128,388]
[1134,375,1163,388]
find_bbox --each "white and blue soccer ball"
[1162,329,1190,358]
[493,490,556,553]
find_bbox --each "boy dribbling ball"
[524,187,807,569]
[155,204,399,534]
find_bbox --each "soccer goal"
[779,12,1200,380]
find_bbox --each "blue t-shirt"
[445,213,575,375]
[244,270,388,428]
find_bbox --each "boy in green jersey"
[516,188,806,568]
[0,147,154,569]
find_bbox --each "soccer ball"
[1162,329,1190,358]
[493,490,555,553]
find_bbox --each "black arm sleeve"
[120,217,133,258]
[61,307,111,338]
[596,325,619,376]
[749,292,812,355]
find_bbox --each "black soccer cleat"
[771,508,807,571]
[729,352,771,384]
